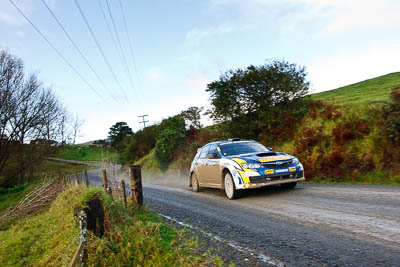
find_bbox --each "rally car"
[189,139,305,199]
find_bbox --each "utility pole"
[138,115,149,128]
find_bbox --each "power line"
[8,0,104,100]
[40,0,119,103]
[97,0,132,92]
[118,0,142,94]
[104,0,136,94]
[138,115,149,128]
[73,0,130,103]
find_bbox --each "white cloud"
[208,0,400,36]
[16,31,25,37]
[148,67,162,81]
[0,0,36,26]
[307,43,400,92]
[185,72,210,90]
[186,24,246,45]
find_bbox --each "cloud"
[16,31,25,38]
[307,43,400,92]
[185,24,247,45]
[208,0,400,37]
[148,67,162,81]
[0,0,36,26]
[185,72,210,90]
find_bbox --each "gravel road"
[81,170,400,266]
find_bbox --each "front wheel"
[281,182,297,188]
[191,173,200,192]
[224,172,239,199]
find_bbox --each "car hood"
[226,151,293,163]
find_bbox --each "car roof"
[203,138,255,147]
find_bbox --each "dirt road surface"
[82,170,400,266]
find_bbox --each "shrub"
[154,116,186,169]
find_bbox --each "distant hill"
[310,72,400,105]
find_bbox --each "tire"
[191,173,200,192]
[224,172,239,199]
[281,182,297,188]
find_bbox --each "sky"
[1,0,399,143]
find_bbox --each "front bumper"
[245,177,305,189]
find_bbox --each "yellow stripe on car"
[259,156,291,162]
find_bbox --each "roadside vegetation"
[0,186,221,266]
[113,63,400,185]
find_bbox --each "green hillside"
[311,72,400,105]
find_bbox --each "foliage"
[381,86,400,143]
[120,125,157,165]
[108,121,133,149]
[180,106,204,129]
[206,59,310,141]
[311,72,400,105]
[154,116,186,169]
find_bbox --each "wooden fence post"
[102,169,108,194]
[75,173,79,185]
[84,170,89,187]
[121,180,127,207]
[129,165,143,206]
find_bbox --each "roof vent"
[228,138,241,142]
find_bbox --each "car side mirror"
[267,147,273,151]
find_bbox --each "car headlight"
[291,158,299,165]
[242,163,261,169]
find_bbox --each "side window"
[208,144,218,157]
[199,145,209,159]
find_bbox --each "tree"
[180,106,203,129]
[72,114,85,144]
[108,121,133,149]
[154,115,186,169]
[206,59,310,141]
[0,50,67,185]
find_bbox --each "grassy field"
[57,145,119,163]
[0,186,221,266]
[311,72,400,105]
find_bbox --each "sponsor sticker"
[240,171,259,177]
[264,169,274,175]
[259,156,291,162]
[217,147,221,152]
[275,168,288,173]
[289,166,297,172]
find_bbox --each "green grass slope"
[57,145,119,163]
[311,72,400,105]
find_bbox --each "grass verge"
[0,186,222,266]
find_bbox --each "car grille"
[261,160,292,168]
[249,171,303,184]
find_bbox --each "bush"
[154,116,186,169]
[120,125,157,165]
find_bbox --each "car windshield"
[220,142,268,156]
